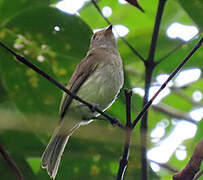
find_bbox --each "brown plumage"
[41,25,124,179]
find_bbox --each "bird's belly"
[70,64,123,119]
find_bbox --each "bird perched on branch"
[41,24,124,179]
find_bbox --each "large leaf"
[0,6,92,115]
[0,0,49,27]
[178,0,203,30]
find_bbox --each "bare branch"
[152,103,197,124]
[0,41,123,128]
[156,42,185,64]
[125,89,132,127]
[150,160,178,173]
[124,0,145,12]
[147,0,167,63]
[91,0,145,62]
[173,138,203,180]
[141,0,168,179]
[171,87,203,107]
[0,140,24,180]
[132,37,203,128]
[116,129,132,180]
[194,169,203,180]
[156,32,201,65]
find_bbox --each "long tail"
[41,120,93,179]
[41,132,69,179]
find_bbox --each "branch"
[150,160,178,173]
[152,103,197,124]
[156,41,185,64]
[132,37,203,128]
[171,87,203,107]
[0,140,24,180]
[125,89,132,127]
[116,89,133,180]
[141,0,167,179]
[194,169,203,180]
[156,32,201,64]
[91,0,145,62]
[173,138,203,180]
[116,129,132,180]
[147,0,167,62]
[0,41,124,128]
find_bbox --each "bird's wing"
[59,52,99,121]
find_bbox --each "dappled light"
[166,22,199,42]
[189,107,203,121]
[174,68,201,87]
[156,74,173,87]
[56,0,89,14]
[113,25,129,38]
[118,0,128,5]
[148,120,197,164]
[102,6,112,18]
[0,0,202,180]
[175,146,187,161]
[192,90,203,102]
[54,26,61,32]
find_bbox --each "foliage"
[0,0,202,179]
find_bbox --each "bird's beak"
[105,24,113,33]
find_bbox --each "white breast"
[76,56,123,111]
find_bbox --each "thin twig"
[116,89,133,180]
[156,42,185,64]
[152,103,197,124]
[150,160,178,173]
[91,0,145,62]
[147,0,167,62]
[194,169,203,180]
[131,37,203,179]
[156,32,201,64]
[132,37,203,127]
[0,41,123,128]
[171,87,203,107]
[0,140,24,180]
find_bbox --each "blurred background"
[0,0,202,179]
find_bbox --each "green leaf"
[0,0,49,27]
[0,6,92,115]
[178,0,203,30]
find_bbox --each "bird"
[41,24,124,179]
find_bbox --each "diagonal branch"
[0,140,24,180]
[132,37,203,127]
[0,41,124,129]
[150,160,178,173]
[156,41,185,64]
[171,87,203,107]
[173,138,203,180]
[156,32,201,65]
[91,0,145,62]
[152,103,197,124]
[194,169,203,180]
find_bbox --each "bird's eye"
[92,34,97,40]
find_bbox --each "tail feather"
[42,134,69,179]
[41,120,93,179]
